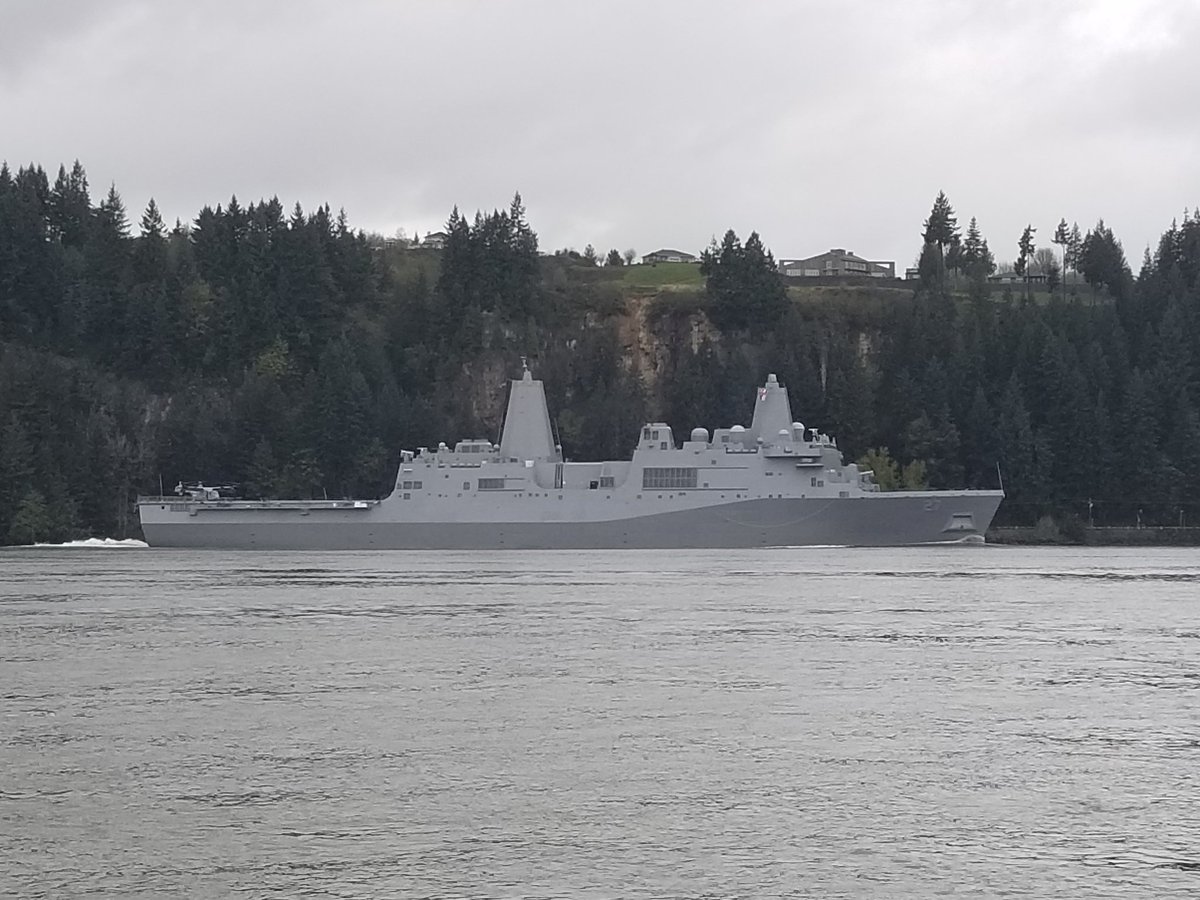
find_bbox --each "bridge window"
[479,478,505,490]
[642,467,698,489]
[599,476,614,488]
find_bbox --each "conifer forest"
[2,162,1199,544]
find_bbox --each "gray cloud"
[2,0,1197,270]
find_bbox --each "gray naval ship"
[138,364,1003,549]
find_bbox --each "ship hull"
[139,492,1004,550]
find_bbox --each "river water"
[1,546,1198,897]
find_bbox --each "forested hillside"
[2,162,1199,544]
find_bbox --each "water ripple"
[1,545,1197,897]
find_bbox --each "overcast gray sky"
[3,0,1197,270]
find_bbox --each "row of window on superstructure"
[475,476,617,491]
[642,467,698,489]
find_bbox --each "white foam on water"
[30,538,149,549]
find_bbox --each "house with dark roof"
[778,249,895,279]
[988,270,1047,285]
[641,248,698,264]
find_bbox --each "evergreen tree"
[85,184,134,363]
[916,240,942,290]
[436,194,541,322]
[1078,219,1132,305]
[664,340,723,436]
[903,408,962,488]
[245,438,279,498]
[0,414,35,538]
[1066,222,1083,277]
[0,164,60,340]
[1163,389,1200,505]
[918,192,959,289]
[945,233,963,280]
[1120,368,1174,522]
[961,216,995,300]
[700,229,788,332]
[821,336,874,459]
[8,489,51,545]
[995,375,1037,511]
[1052,218,1071,292]
[922,191,958,250]
[98,183,130,237]
[1016,224,1037,300]
[961,387,997,488]
[48,160,91,249]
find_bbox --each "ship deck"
[137,497,378,511]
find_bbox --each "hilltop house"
[988,270,1047,285]
[642,248,698,264]
[420,231,449,250]
[779,249,895,279]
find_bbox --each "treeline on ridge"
[1,161,1199,543]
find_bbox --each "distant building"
[421,231,449,250]
[905,267,920,280]
[642,248,698,264]
[988,271,1047,285]
[778,249,895,279]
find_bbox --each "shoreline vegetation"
[2,169,1199,546]
[988,524,1200,546]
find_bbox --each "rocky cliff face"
[432,280,894,456]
